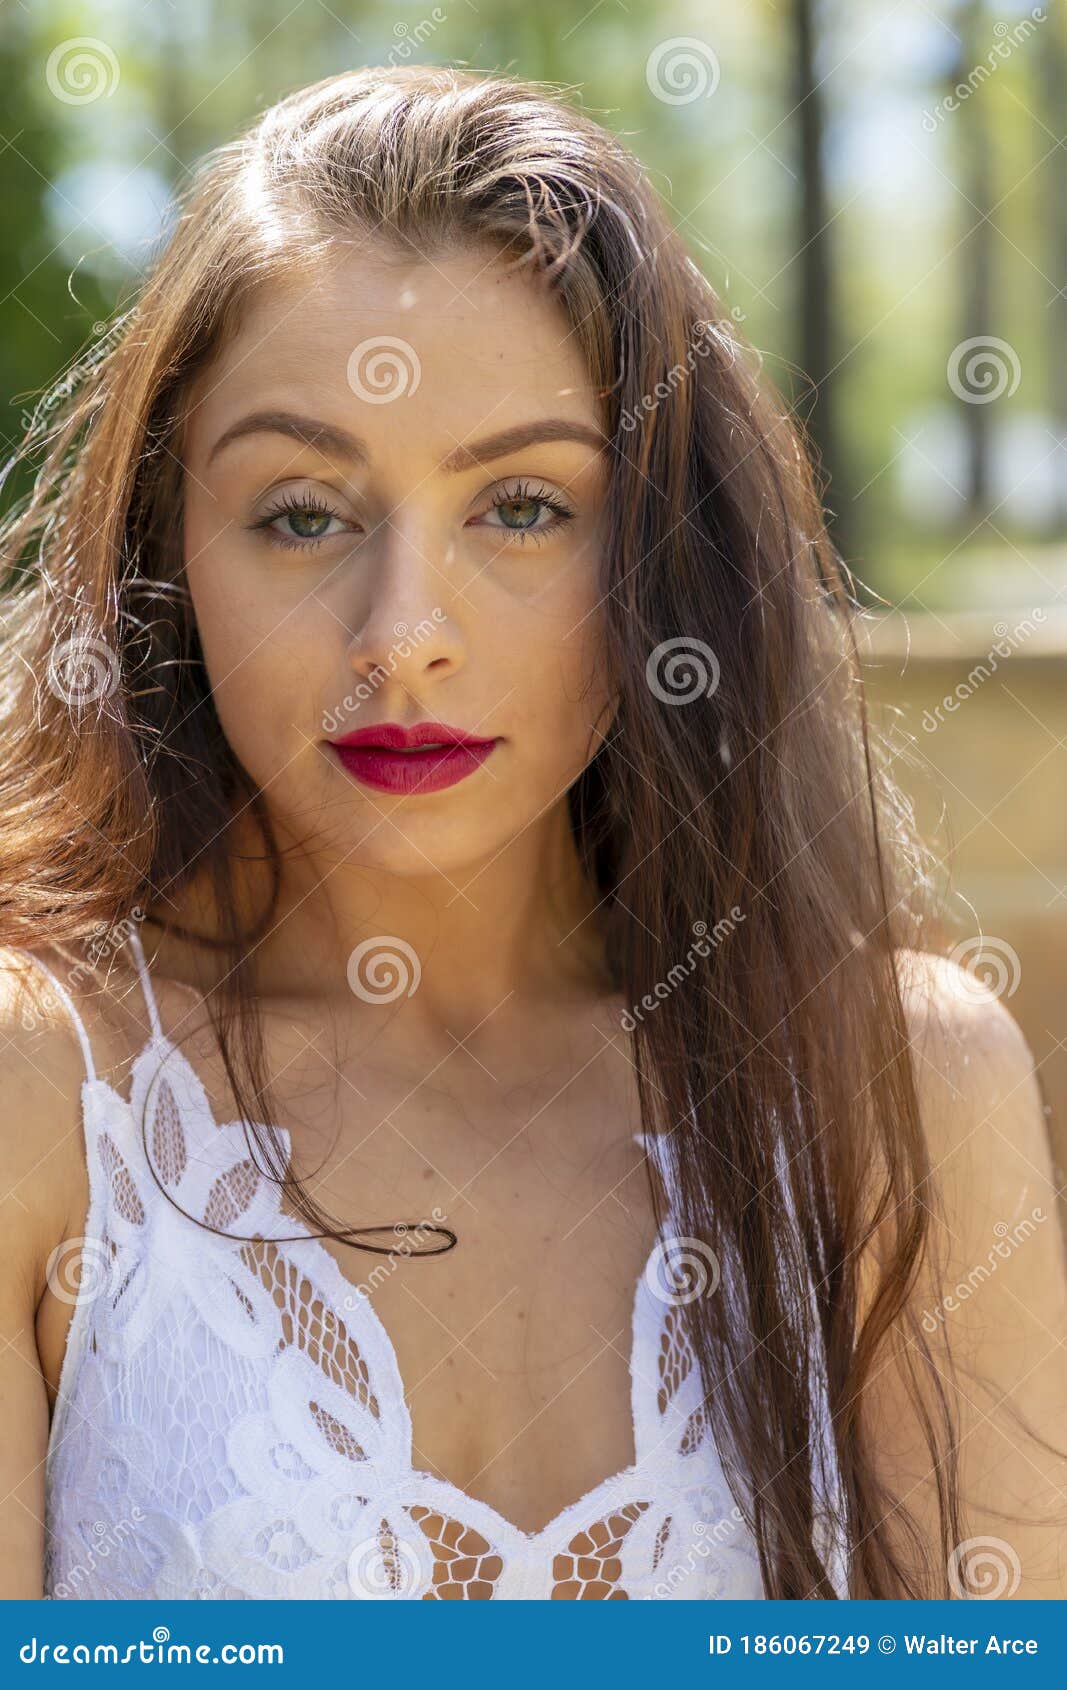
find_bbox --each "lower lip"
[330,740,498,795]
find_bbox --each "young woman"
[0,65,1063,1603]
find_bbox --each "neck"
[143,799,614,1038]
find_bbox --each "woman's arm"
[859,948,1067,1599]
[0,959,90,1599]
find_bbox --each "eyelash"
[473,479,576,548]
[248,481,577,553]
[248,490,349,553]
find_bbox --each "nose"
[344,523,466,692]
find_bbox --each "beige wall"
[859,610,1067,1220]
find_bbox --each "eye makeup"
[245,477,579,554]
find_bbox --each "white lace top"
[28,930,848,1601]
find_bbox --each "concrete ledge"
[855,604,1067,664]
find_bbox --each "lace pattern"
[29,934,846,1600]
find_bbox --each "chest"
[251,1039,668,1532]
[42,1028,767,1599]
[45,1171,758,1599]
[277,1178,657,1535]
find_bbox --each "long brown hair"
[0,64,997,1598]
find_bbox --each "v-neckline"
[118,1028,680,1547]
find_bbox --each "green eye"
[477,479,576,546]
[252,489,353,551]
[282,507,334,540]
[496,497,543,530]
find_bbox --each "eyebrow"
[205,409,609,472]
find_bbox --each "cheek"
[184,510,261,685]
[185,556,327,777]
[509,582,613,778]
[557,561,612,719]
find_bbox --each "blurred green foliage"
[2,0,1064,612]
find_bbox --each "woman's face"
[180,242,614,880]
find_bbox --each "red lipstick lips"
[328,720,498,795]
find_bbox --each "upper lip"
[330,720,497,750]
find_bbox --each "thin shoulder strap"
[125,925,163,1041]
[19,953,98,1085]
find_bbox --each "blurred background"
[1,0,1063,1193]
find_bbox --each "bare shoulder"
[863,947,1067,1597]
[0,939,160,1257]
[0,942,127,1598]
[893,944,1057,1215]
[892,944,1063,1327]
[0,946,106,1286]
[896,943,1044,1113]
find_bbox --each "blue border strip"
[3,1599,1065,1684]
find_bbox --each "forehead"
[183,243,602,465]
